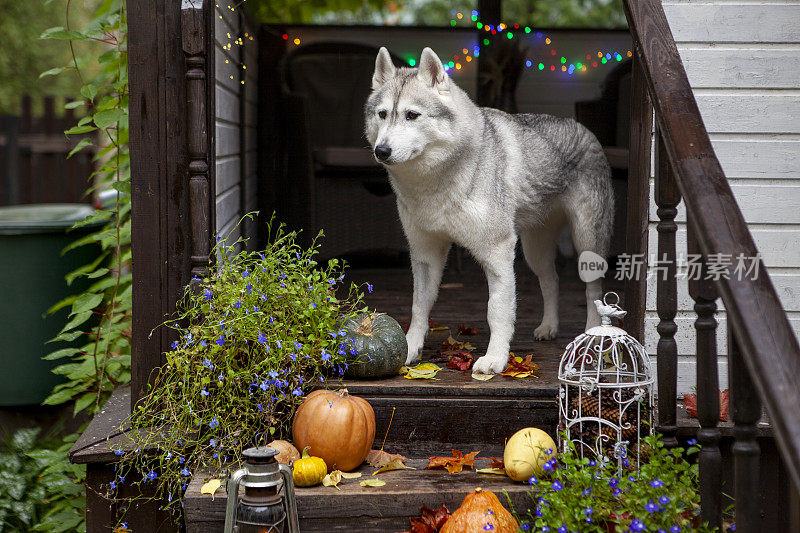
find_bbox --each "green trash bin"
[0,204,104,406]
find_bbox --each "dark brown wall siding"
[214,3,259,247]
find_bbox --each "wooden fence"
[0,95,94,206]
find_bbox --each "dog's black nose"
[374,144,392,162]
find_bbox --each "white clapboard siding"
[652,1,800,393]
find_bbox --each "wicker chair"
[278,42,410,259]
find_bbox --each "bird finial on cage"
[593,292,626,326]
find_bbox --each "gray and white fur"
[365,47,614,374]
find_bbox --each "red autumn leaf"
[428,319,449,332]
[445,350,474,371]
[406,504,451,533]
[458,324,479,336]
[683,390,728,422]
[488,457,505,469]
[426,449,481,474]
[499,353,539,378]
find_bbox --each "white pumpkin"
[503,427,557,481]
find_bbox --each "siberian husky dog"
[365,47,613,374]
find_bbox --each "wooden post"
[654,127,679,448]
[729,323,761,533]
[688,216,722,530]
[476,0,500,107]
[624,50,651,342]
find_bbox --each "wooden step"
[184,458,537,533]
[335,362,560,457]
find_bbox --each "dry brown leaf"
[499,353,539,379]
[488,457,505,469]
[407,504,451,533]
[426,449,480,474]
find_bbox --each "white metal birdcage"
[558,292,654,472]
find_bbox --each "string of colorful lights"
[277,10,632,77]
[218,2,633,79]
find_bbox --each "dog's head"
[364,47,458,167]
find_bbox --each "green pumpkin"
[342,313,407,378]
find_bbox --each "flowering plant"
[513,435,717,533]
[112,222,366,515]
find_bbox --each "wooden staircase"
[183,366,560,532]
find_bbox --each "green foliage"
[0,0,102,114]
[0,429,85,533]
[113,224,367,516]
[512,435,715,532]
[246,0,626,28]
[42,0,132,419]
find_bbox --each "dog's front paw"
[534,321,558,341]
[472,354,508,375]
[405,345,422,366]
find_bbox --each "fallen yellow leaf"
[360,478,386,487]
[340,472,362,479]
[476,467,507,475]
[323,470,343,489]
[200,478,222,499]
[471,372,494,381]
[403,363,442,380]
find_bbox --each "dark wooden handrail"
[623,0,800,505]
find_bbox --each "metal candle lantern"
[223,447,300,533]
[558,292,654,472]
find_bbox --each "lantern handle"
[223,467,247,533]
[280,462,301,532]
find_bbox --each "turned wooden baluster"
[729,323,761,532]
[654,128,679,449]
[182,0,211,283]
[687,217,722,529]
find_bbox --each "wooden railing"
[623,0,800,530]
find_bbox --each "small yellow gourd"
[292,446,327,487]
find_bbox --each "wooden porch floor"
[346,256,623,371]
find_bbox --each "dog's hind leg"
[521,223,562,340]
[472,236,517,375]
[404,231,451,366]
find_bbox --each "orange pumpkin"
[292,388,375,472]
[440,487,519,533]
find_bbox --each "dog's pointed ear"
[418,47,449,93]
[372,47,396,90]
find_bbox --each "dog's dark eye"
[406,111,421,121]
[378,110,387,119]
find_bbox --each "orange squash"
[440,487,519,533]
[292,388,375,472]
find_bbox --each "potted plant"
[110,222,368,516]
[512,435,719,533]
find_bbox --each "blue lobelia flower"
[233,300,242,310]
[527,475,538,485]
[293,387,303,396]
[669,526,681,533]
[585,507,593,516]
[659,495,671,506]
[257,403,264,412]
[109,480,117,490]
[171,340,179,349]
[557,526,567,533]
[520,524,530,531]
[181,468,191,476]
[203,359,214,370]
[309,302,317,309]
[114,450,124,456]
[551,480,563,491]
[146,470,158,481]
[366,282,373,293]
[613,488,622,496]
[268,370,279,379]
[246,282,253,295]
[242,270,250,278]
[687,438,698,446]
[321,348,330,362]
[200,388,209,397]
[216,337,225,346]
[483,525,493,531]
[209,417,219,428]
[203,289,213,300]
[645,501,659,513]
[199,340,207,348]
[651,478,664,488]
[629,519,646,532]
